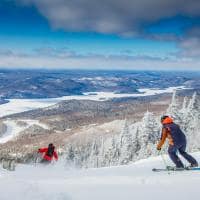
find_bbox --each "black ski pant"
[168,144,198,168]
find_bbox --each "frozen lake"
[0,86,185,118]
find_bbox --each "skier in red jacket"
[38,143,58,163]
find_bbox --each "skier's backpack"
[46,144,55,157]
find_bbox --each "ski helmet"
[160,115,169,122]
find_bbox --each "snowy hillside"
[0,152,200,200]
[0,119,49,144]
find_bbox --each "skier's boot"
[189,162,198,168]
[175,166,185,171]
[166,166,176,171]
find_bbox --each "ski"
[184,167,200,171]
[152,168,183,172]
[152,166,200,172]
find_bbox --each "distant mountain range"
[0,70,199,100]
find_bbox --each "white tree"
[136,111,160,158]
[166,90,182,123]
[119,119,134,165]
[182,93,200,150]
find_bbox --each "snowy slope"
[0,119,49,144]
[0,152,200,200]
[0,120,25,144]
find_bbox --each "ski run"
[0,152,200,200]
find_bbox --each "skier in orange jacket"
[157,116,198,168]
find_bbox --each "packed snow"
[0,152,199,200]
[0,86,186,117]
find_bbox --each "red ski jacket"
[38,148,58,161]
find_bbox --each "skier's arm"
[53,151,58,161]
[38,148,48,153]
[157,128,167,150]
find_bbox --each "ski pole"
[159,151,170,175]
[33,146,40,166]
[34,152,39,166]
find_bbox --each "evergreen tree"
[166,90,181,123]
[119,119,134,164]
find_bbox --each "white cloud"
[178,37,200,57]
[0,51,199,70]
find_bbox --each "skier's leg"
[178,144,198,166]
[168,145,184,168]
[40,159,51,165]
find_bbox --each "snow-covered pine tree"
[87,139,100,168]
[131,125,141,160]
[98,137,106,167]
[166,92,200,151]
[66,145,75,163]
[166,90,182,123]
[110,135,120,165]
[182,92,200,150]
[119,119,134,165]
[181,96,188,111]
[137,111,160,158]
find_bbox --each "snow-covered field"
[0,152,199,200]
[0,86,186,118]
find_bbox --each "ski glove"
[157,147,161,151]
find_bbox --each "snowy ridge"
[0,152,199,200]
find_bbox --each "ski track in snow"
[0,152,200,200]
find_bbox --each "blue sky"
[0,0,200,70]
